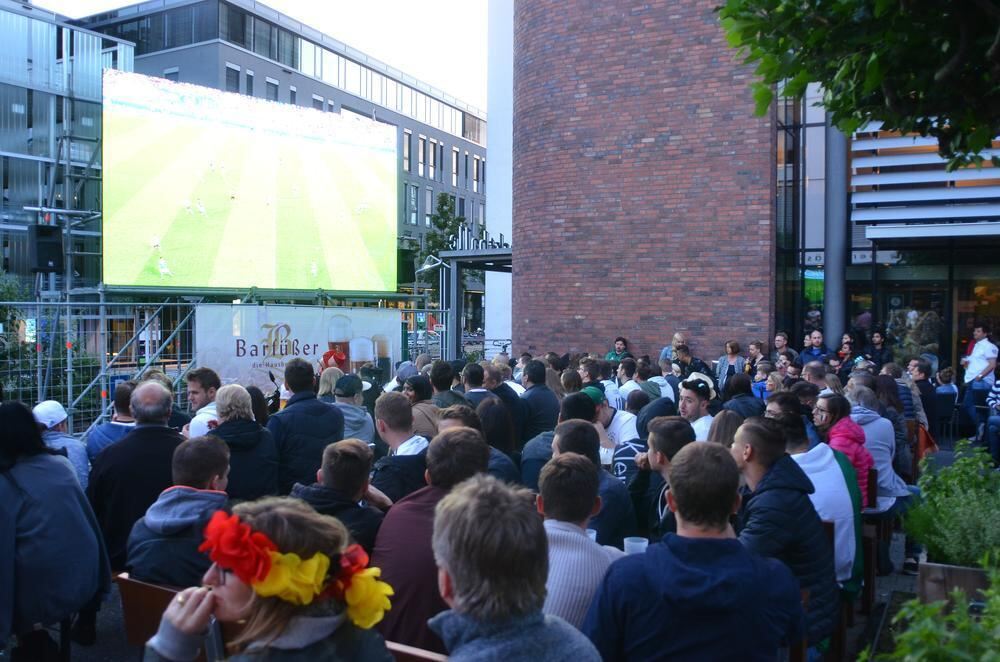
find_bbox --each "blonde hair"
[824,373,845,395]
[227,498,350,652]
[215,384,254,421]
[546,367,565,399]
[766,372,785,394]
[317,367,344,397]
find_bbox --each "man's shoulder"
[522,432,554,456]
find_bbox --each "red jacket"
[825,417,874,506]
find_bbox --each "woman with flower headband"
[145,497,394,661]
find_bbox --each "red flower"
[199,511,277,584]
[323,544,369,601]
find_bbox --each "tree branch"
[934,19,970,82]
[987,23,1000,62]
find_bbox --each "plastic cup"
[586,529,598,542]
[623,536,649,554]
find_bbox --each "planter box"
[917,561,989,605]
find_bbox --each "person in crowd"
[744,340,765,376]
[185,368,220,438]
[477,397,517,461]
[659,331,687,364]
[89,381,185,571]
[267,357,345,494]
[630,416,697,541]
[32,399,89,489]
[765,370,785,400]
[317,366,345,404]
[521,358,561,440]
[330,375,376,445]
[449,359,469,393]
[616,357,640,401]
[127,436,230,587]
[373,427,489,653]
[537,454,625,630]
[936,366,959,399]
[875,374,909,467]
[482,363,525,447]
[780,411,859,587]
[146,498,393,661]
[552,420,636,548]
[598,360,624,409]
[706,409,742,447]
[772,331,799,364]
[584,442,803,660]
[430,361,468,409]
[836,341,858,383]
[715,340,746,394]
[576,358,604,393]
[605,336,632,362]
[672,344,711,381]
[384,360,418,393]
[207,384,278,501]
[848,386,919,573]
[802,360,831,395]
[403,374,441,441]
[632,362,660,402]
[461,363,498,408]
[245,385,270,427]
[722,373,765,419]
[784,361,803,387]
[438,405,519,484]
[731,417,837,647]
[429,475,600,660]
[814,393,873,504]
[798,329,830,366]
[649,359,676,402]
[560,368,583,396]
[883,362,927,430]
[625,389,650,416]
[514,352,532,383]
[86,380,137,461]
[909,358,939,434]
[581,386,640,471]
[0,402,110,657]
[825,372,846,395]
[521,392,597,491]
[415,352,434,371]
[290,439,384,554]
[678,372,715,440]
[863,329,894,372]
[771,388,820,448]
[499,361,526,395]
[370,392,429,502]
[143,369,191,432]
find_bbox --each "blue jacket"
[1,453,110,641]
[267,391,345,494]
[590,469,637,549]
[583,534,803,661]
[488,447,520,484]
[85,421,134,461]
[491,382,526,446]
[208,418,279,501]
[723,394,766,419]
[42,430,90,490]
[520,431,554,492]
[520,384,561,441]
[798,345,830,365]
[737,454,837,644]
[430,610,599,662]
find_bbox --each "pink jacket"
[826,416,874,506]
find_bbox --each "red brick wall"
[511,0,775,361]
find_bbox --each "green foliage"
[904,441,1000,568]
[718,0,1000,169]
[417,193,468,305]
[873,562,1000,661]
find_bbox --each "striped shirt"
[542,519,625,629]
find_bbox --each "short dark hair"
[404,374,434,401]
[635,362,652,381]
[615,336,628,346]
[374,391,413,431]
[321,439,373,496]
[283,358,314,393]
[673,344,690,358]
[647,416,695,461]
[913,359,932,379]
[462,363,485,388]
[426,427,489,489]
[803,361,826,382]
[598,360,615,381]
[736,417,786,468]
[539,453,599,523]
[775,331,789,342]
[430,360,454,392]
[626,389,650,413]
[559,392,597,423]
[790,380,820,401]
[114,380,138,415]
[680,377,711,402]
[172,436,229,488]
[974,321,991,334]
[476,398,515,454]
[186,367,221,392]
[882,362,903,379]
[849,371,876,391]
[668,443,739,530]
[579,358,600,382]
[560,369,583,393]
[726,373,752,397]
[523,359,546,385]
[766,391,802,417]
[440,404,482,431]
[553,419,600,466]
[619,358,637,379]
[773,412,808,450]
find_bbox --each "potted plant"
[904,441,1000,603]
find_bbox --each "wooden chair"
[387,640,449,662]
[821,521,849,661]
[788,589,810,662]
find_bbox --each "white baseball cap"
[33,400,68,429]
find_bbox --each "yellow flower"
[253,551,330,605]
[344,567,394,629]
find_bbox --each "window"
[403,131,411,172]
[276,28,298,68]
[253,17,276,60]
[165,6,193,49]
[464,154,469,189]
[481,160,486,189]
[225,64,240,92]
[265,79,278,101]
[219,2,250,49]
[408,185,418,225]
[289,86,296,105]
[428,140,437,180]
[328,100,335,112]
[418,137,426,177]
[451,148,459,187]
[312,95,324,110]
[163,67,178,82]
[245,71,254,96]
[479,203,485,231]
[425,188,433,227]
[458,198,466,219]
[439,144,445,182]
[473,156,480,193]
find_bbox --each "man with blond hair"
[208,384,278,500]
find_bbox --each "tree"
[416,193,467,305]
[719,0,1000,169]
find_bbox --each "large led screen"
[102,70,397,291]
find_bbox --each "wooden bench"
[387,640,449,661]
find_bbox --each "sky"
[36,0,489,110]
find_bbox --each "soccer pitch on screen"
[101,70,398,292]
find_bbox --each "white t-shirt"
[396,434,429,456]
[618,380,641,400]
[966,338,999,384]
[188,402,218,437]
[692,414,714,441]
[599,409,639,466]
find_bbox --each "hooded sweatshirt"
[790,443,857,583]
[850,406,910,512]
[127,486,227,587]
[209,418,279,501]
[583,534,804,660]
[825,416,873,506]
[332,401,376,445]
[290,482,384,554]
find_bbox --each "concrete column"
[824,114,849,342]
